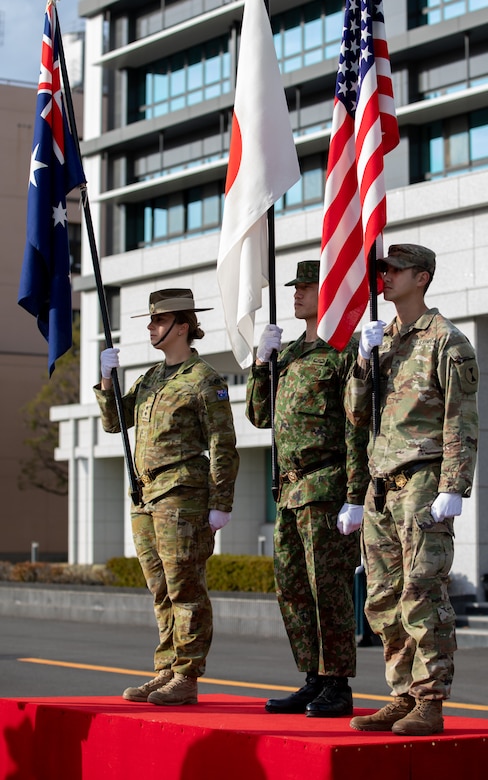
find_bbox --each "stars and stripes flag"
[18,1,85,375]
[217,0,300,369]
[317,0,399,350]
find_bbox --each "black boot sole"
[265,700,313,714]
[305,705,353,718]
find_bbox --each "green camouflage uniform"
[246,335,369,677]
[94,350,239,678]
[344,308,479,699]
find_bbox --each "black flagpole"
[263,0,280,501]
[54,8,141,506]
[267,206,280,501]
[367,245,385,512]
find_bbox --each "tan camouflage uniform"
[345,308,479,699]
[246,336,369,677]
[95,350,239,678]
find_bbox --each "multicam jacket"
[94,350,239,509]
[246,335,370,508]
[344,308,479,495]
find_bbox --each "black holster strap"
[280,452,345,485]
[136,463,174,488]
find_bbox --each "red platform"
[1,695,488,780]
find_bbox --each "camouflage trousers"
[131,486,215,679]
[274,501,360,677]
[363,463,456,700]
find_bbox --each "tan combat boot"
[122,669,173,702]
[147,672,198,706]
[392,699,443,736]
[350,694,416,731]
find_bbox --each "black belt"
[136,463,175,488]
[280,453,345,485]
[136,453,205,488]
[382,459,442,493]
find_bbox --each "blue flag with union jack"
[18,3,85,376]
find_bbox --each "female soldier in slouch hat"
[95,289,239,706]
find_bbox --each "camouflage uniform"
[95,350,239,678]
[345,308,479,699]
[246,336,369,677]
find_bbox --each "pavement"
[1,581,487,647]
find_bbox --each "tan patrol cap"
[131,288,213,318]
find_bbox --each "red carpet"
[1,695,487,779]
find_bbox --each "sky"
[0,0,84,85]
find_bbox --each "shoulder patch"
[448,343,479,394]
[457,359,479,394]
[216,388,229,400]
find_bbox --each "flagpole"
[54,7,141,506]
[368,246,385,512]
[267,205,280,500]
[262,0,280,500]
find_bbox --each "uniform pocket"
[414,505,454,536]
[411,506,454,580]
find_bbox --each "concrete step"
[466,601,488,616]
[462,614,488,630]
[1,583,488,646]
[455,626,488,648]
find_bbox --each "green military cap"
[284,260,320,286]
[131,288,213,318]
[380,244,436,275]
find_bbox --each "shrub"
[105,556,146,588]
[0,554,276,593]
[0,562,116,586]
[206,554,275,593]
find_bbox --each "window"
[408,0,488,28]
[127,182,225,249]
[101,286,121,333]
[275,154,325,214]
[411,109,488,181]
[128,37,230,123]
[68,222,81,275]
[272,0,343,75]
[416,39,488,100]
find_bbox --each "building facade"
[0,80,83,562]
[53,0,488,598]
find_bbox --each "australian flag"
[18,3,85,375]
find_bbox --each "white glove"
[430,493,463,523]
[257,324,283,362]
[359,321,386,360]
[337,503,364,535]
[100,347,120,379]
[209,509,231,532]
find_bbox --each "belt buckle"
[287,470,298,483]
[394,473,408,489]
[139,473,151,486]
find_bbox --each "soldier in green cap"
[246,261,370,718]
[345,244,479,736]
[95,289,239,706]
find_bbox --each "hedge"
[0,554,275,593]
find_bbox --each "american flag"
[18,2,85,375]
[317,0,399,350]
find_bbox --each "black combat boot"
[305,676,353,718]
[265,673,324,714]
